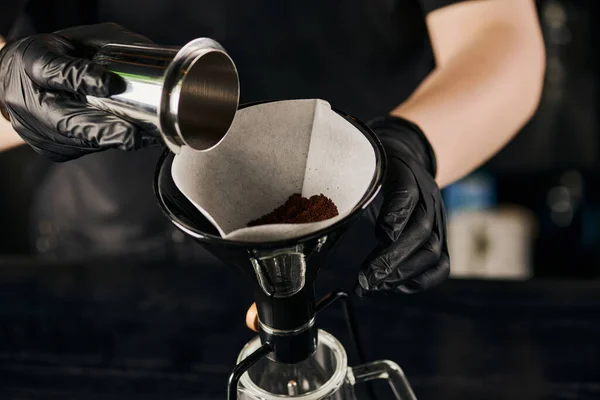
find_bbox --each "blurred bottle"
[445,171,535,280]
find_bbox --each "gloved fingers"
[362,199,435,289]
[394,252,450,294]
[45,93,147,151]
[23,36,125,97]
[54,95,162,149]
[380,228,441,286]
[9,112,103,162]
[356,243,439,295]
[395,197,449,294]
[8,89,158,160]
[376,158,420,243]
[358,197,443,294]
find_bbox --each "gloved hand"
[0,23,160,162]
[356,115,450,295]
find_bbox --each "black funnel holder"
[154,102,386,399]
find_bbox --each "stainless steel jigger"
[86,38,240,153]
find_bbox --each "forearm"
[0,116,24,152]
[392,1,545,188]
[0,38,25,153]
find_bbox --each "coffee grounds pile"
[248,193,339,226]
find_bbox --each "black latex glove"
[357,116,450,295]
[0,23,160,162]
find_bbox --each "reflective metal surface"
[87,38,239,153]
[154,101,385,363]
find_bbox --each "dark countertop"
[0,256,599,400]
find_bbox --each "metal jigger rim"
[158,38,240,154]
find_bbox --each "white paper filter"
[172,99,376,242]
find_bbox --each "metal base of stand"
[227,289,374,400]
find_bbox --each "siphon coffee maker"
[154,101,418,400]
[82,38,415,398]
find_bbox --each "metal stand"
[227,342,272,400]
[316,289,376,400]
[316,289,368,366]
[226,288,370,399]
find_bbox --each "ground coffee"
[248,193,339,226]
